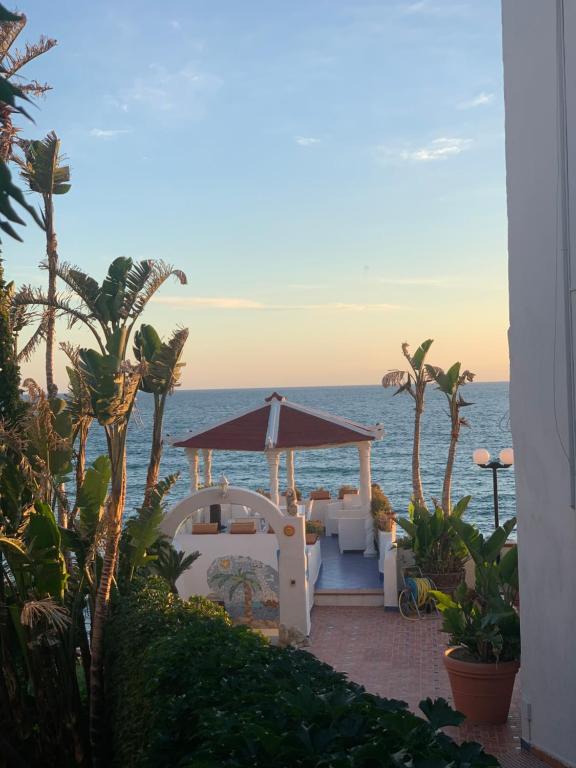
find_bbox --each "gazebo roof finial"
[265,392,286,402]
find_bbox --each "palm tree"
[0,12,56,163]
[133,324,189,507]
[15,256,187,764]
[211,567,262,624]
[19,132,71,397]
[151,539,199,594]
[382,340,435,508]
[426,362,475,514]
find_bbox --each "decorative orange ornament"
[283,525,295,537]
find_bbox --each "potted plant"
[305,519,325,545]
[371,484,395,533]
[338,484,358,499]
[432,517,520,725]
[310,487,331,500]
[396,496,470,594]
[281,487,302,501]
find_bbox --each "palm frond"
[129,261,187,322]
[51,261,99,310]
[381,370,406,389]
[0,14,25,61]
[137,326,189,395]
[14,285,105,351]
[4,35,57,79]
[19,131,70,196]
[20,598,70,634]
[17,314,48,362]
[121,260,153,317]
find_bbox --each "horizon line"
[169,380,510,393]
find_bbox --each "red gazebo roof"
[173,392,384,452]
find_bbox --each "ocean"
[86,383,515,537]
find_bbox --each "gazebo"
[173,392,384,512]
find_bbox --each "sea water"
[86,383,515,537]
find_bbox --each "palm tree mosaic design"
[207,555,279,627]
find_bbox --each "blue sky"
[8,0,508,388]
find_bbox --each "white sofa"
[326,498,365,536]
[338,517,367,553]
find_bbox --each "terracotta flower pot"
[426,571,464,596]
[310,490,331,500]
[306,533,319,545]
[443,647,520,724]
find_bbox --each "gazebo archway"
[160,485,311,636]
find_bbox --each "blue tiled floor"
[315,535,383,590]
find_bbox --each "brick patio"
[307,607,546,767]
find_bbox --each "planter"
[310,490,331,500]
[443,647,519,724]
[338,488,358,499]
[425,570,465,596]
[229,521,257,534]
[306,533,319,545]
[191,523,219,534]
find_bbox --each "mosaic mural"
[207,555,279,628]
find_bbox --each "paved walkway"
[308,607,545,767]
[315,535,382,590]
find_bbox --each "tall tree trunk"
[143,393,165,508]
[89,429,127,767]
[412,398,425,508]
[71,420,89,525]
[44,194,57,398]
[243,583,253,623]
[442,418,460,515]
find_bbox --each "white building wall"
[502,2,576,765]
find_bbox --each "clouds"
[151,296,405,312]
[401,1,470,17]
[457,91,494,110]
[379,276,460,287]
[90,128,132,139]
[295,136,320,147]
[377,137,472,164]
[122,63,222,116]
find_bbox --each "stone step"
[314,589,384,607]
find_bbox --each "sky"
[5,0,508,389]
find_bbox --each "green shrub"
[106,578,498,768]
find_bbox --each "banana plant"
[133,324,189,507]
[382,340,436,508]
[0,501,88,765]
[19,131,71,397]
[426,362,475,514]
[61,342,94,523]
[397,495,470,575]
[432,517,519,663]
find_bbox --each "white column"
[186,448,199,493]
[267,450,280,507]
[286,449,295,491]
[358,442,376,557]
[202,448,212,487]
[358,442,372,508]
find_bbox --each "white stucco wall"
[503,2,576,764]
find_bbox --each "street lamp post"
[472,448,514,529]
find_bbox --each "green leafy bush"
[106,578,498,768]
[397,496,470,574]
[433,518,520,663]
